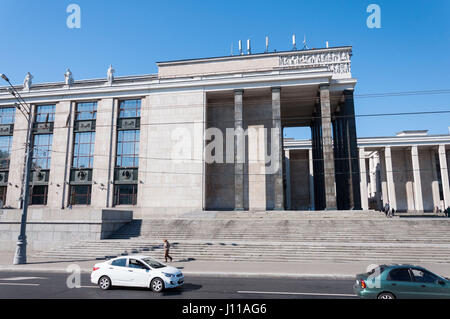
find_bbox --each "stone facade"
[285,131,450,212]
[0,46,373,217]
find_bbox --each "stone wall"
[0,208,132,252]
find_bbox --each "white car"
[90,255,184,292]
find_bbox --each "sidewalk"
[1,252,449,279]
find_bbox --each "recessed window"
[0,107,15,124]
[69,185,92,205]
[29,185,48,205]
[35,105,55,123]
[0,186,6,206]
[116,130,140,168]
[119,100,141,118]
[0,135,13,169]
[32,134,53,170]
[75,102,97,121]
[114,184,138,205]
[72,132,95,168]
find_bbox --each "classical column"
[438,144,450,208]
[430,149,442,209]
[234,90,244,210]
[284,149,291,210]
[384,146,397,209]
[411,146,424,212]
[320,85,337,209]
[344,89,361,210]
[359,147,369,210]
[308,147,315,210]
[272,87,284,210]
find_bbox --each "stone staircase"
[30,211,450,264]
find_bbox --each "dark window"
[0,107,15,124]
[32,134,53,170]
[69,185,91,205]
[128,259,148,270]
[72,132,95,168]
[75,102,97,121]
[387,268,412,282]
[411,269,439,283]
[116,130,140,167]
[35,105,55,123]
[0,135,13,169]
[114,184,138,206]
[111,258,127,267]
[29,185,48,205]
[0,186,6,206]
[119,100,141,118]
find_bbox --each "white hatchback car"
[91,255,184,292]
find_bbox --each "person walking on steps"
[384,202,390,218]
[163,239,173,263]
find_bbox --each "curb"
[0,266,353,279]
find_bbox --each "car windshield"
[143,257,166,269]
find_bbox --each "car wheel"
[98,276,112,290]
[377,292,395,299]
[150,277,164,293]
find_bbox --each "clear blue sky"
[1,0,449,139]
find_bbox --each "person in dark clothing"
[384,202,390,217]
[163,239,173,263]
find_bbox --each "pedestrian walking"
[384,202,390,217]
[163,239,173,263]
[388,207,395,218]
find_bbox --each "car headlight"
[162,272,174,278]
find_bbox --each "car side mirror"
[437,280,446,285]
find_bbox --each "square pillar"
[234,90,244,211]
[308,148,315,210]
[359,147,369,210]
[344,89,361,210]
[284,149,291,210]
[430,149,442,209]
[411,146,424,212]
[319,85,337,210]
[92,98,116,208]
[272,87,284,210]
[384,146,397,210]
[47,101,73,208]
[438,144,450,208]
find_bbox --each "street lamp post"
[1,73,34,264]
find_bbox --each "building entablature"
[0,46,355,106]
[284,134,450,151]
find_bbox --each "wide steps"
[30,216,450,264]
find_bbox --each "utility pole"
[1,73,33,264]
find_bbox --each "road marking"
[237,290,356,297]
[0,283,40,286]
[79,286,98,289]
[0,277,47,281]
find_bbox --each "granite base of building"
[0,208,132,252]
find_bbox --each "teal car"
[353,264,450,299]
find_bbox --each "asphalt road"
[0,270,357,299]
